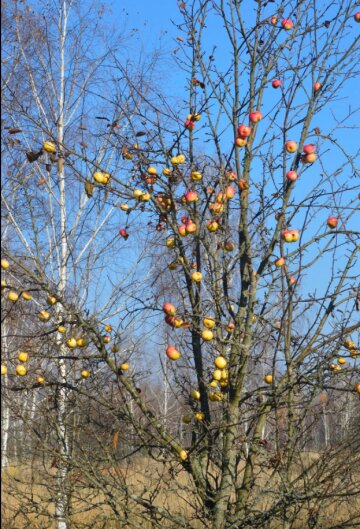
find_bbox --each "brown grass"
[2,455,359,529]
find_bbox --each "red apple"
[285,141,297,153]
[166,345,181,360]
[237,124,251,138]
[181,215,189,224]
[272,79,282,88]
[249,111,262,123]
[313,82,321,92]
[281,19,293,30]
[119,229,129,240]
[238,179,249,190]
[184,190,198,203]
[354,12,360,22]
[270,15,278,26]
[286,170,298,181]
[327,217,338,229]
[303,144,316,154]
[163,302,176,316]
[184,119,195,130]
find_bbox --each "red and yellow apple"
[286,170,298,181]
[237,125,251,138]
[281,19,293,30]
[166,345,181,360]
[235,137,247,148]
[249,111,262,123]
[285,141,297,153]
[327,217,338,229]
[21,291,32,301]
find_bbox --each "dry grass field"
[2,454,360,529]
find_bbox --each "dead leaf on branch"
[26,150,43,163]
[112,431,120,450]
[85,181,94,198]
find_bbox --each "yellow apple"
[66,337,77,349]
[104,324,112,333]
[337,357,346,365]
[81,370,90,379]
[166,237,176,249]
[201,329,214,341]
[1,365,8,376]
[356,384,360,395]
[7,291,19,302]
[37,376,45,385]
[133,189,144,199]
[214,356,227,369]
[43,141,56,153]
[219,380,228,388]
[195,412,204,421]
[120,203,130,211]
[1,280,7,291]
[39,310,50,322]
[191,171,202,181]
[209,380,218,388]
[191,389,201,401]
[47,295,57,305]
[93,171,110,184]
[16,365,27,376]
[57,325,66,333]
[212,369,222,381]
[203,316,215,329]
[209,391,223,402]
[1,258,10,270]
[179,449,188,461]
[147,167,157,175]
[18,352,29,363]
[264,374,273,384]
[191,271,202,282]
[76,338,87,348]
[103,335,111,344]
[120,363,129,371]
[163,168,172,177]
[140,192,151,202]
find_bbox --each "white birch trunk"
[55,2,70,527]
[1,321,10,469]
